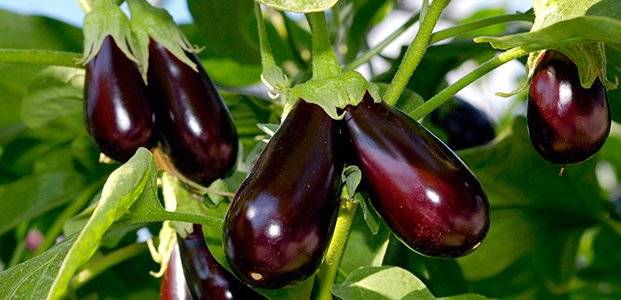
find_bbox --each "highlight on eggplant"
[343,95,489,258]
[84,36,156,162]
[223,100,342,289]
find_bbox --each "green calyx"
[81,0,135,65]
[127,0,200,81]
[289,71,381,119]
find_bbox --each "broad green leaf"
[0,237,75,300]
[332,266,434,300]
[188,0,259,65]
[257,0,338,13]
[47,148,156,299]
[0,10,82,51]
[20,67,84,129]
[202,58,262,87]
[0,172,85,235]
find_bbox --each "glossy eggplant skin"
[84,36,156,162]
[160,244,192,300]
[429,97,495,150]
[343,96,489,258]
[178,224,266,300]
[223,101,341,289]
[528,50,610,164]
[147,41,238,186]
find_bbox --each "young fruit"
[223,100,341,289]
[84,36,156,162]
[528,50,610,164]
[429,97,495,150]
[147,41,238,186]
[343,96,489,258]
[177,224,265,300]
[160,244,191,300]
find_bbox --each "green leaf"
[0,237,75,300]
[332,266,434,300]
[20,67,84,129]
[0,172,85,235]
[187,0,259,65]
[202,58,262,87]
[0,10,82,51]
[336,210,389,283]
[257,0,338,13]
[289,71,381,119]
[47,148,156,299]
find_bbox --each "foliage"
[0,0,620,299]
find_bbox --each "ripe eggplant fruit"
[343,96,489,258]
[160,244,191,300]
[178,224,266,300]
[223,100,341,289]
[429,97,495,150]
[528,50,610,164]
[147,41,238,186]
[84,36,156,162]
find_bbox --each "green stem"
[0,49,82,68]
[35,180,105,256]
[71,243,145,289]
[308,12,341,79]
[409,47,528,119]
[314,198,358,300]
[384,0,450,105]
[255,3,277,69]
[429,10,534,44]
[344,13,421,71]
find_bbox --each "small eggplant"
[147,41,238,186]
[84,36,156,162]
[528,50,610,164]
[429,97,495,150]
[343,96,489,258]
[223,100,341,288]
[177,224,266,299]
[160,244,191,300]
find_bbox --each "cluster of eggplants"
[223,96,489,289]
[528,50,610,164]
[429,97,495,150]
[84,36,237,186]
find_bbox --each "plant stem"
[384,0,450,105]
[429,10,534,44]
[314,198,358,300]
[71,243,145,289]
[308,12,341,79]
[344,13,421,71]
[35,180,105,256]
[0,49,83,68]
[410,47,528,119]
[255,3,277,69]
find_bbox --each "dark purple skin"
[429,97,495,150]
[84,36,156,162]
[147,41,238,186]
[343,96,489,258]
[177,224,266,300]
[223,101,341,289]
[528,50,610,164]
[160,244,192,300]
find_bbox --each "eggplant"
[178,224,265,299]
[343,96,489,258]
[429,97,495,150]
[160,244,191,300]
[528,50,610,164]
[147,41,238,186]
[223,100,341,288]
[84,36,156,162]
